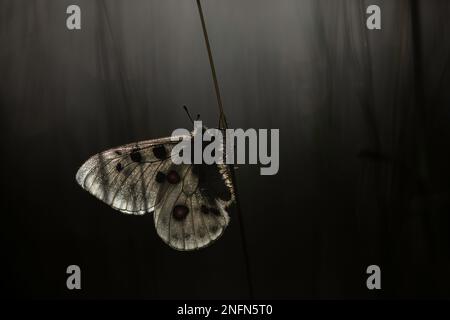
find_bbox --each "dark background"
[0,0,449,299]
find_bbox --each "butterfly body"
[76,129,235,250]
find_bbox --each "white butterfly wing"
[75,136,185,215]
[154,164,232,250]
[76,134,235,250]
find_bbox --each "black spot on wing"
[153,145,167,160]
[155,171,166,183]
[130,149,142,163]
[173,205,189,221]
[166,170,180,184]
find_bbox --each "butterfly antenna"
[183,105,195,124]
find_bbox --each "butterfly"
[75,117,235,251]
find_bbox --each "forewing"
[75,135,186,214]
